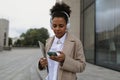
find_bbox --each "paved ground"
[77,63,120,80]
[0,48,43,80]
[0,48,120,80]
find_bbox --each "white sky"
[0,0,56,38]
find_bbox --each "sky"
[0,0,56,38]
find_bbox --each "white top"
[46,33,66,80]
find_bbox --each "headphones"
[50,11,70,29]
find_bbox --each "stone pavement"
[0,48,120,80]
[0,48,43,80]
[77,63,120,80]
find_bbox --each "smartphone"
[47,51,57,56]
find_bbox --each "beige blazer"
[45,32,86,80]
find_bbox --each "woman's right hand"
[39,57,48,68]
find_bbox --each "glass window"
[96,0,120,71]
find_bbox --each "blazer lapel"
[62,33,75,56]
[58,33,75,80]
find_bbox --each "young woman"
[39,2,86,80]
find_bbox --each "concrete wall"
[0,19,9,51]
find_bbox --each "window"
[96,0,120,71]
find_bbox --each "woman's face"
[51,17,67,38]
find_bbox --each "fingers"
[57,51,63,54]
[49,52,65,62]
[40,58,47,67]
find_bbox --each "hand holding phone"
[47,52,57,56]
[47,51,65,63]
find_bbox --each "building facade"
[0,19,9,51]
[58,0,120,71]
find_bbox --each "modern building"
[57,0,120,71]
[0,19,9,51]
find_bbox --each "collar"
[54,33,67,44]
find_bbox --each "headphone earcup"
[50,23,52,28]
[50,18,52,28]
[66,18,70,29]
[67,22,70,29]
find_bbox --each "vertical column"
[4,20,9,47]
[0,19,9,51]
[0,19,4,51]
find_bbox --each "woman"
[39,2,86,80]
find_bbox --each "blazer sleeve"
[60,40,86,73]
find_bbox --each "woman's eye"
[52,24,64,28]
[53,24,57,28]
[59,24,64,28]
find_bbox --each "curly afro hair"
[50,2,71,23]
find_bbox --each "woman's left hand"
[49,51,65,63]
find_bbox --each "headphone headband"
[61,11,69,18]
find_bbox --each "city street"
[0,48,120,80]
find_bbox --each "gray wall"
[0,19,9,51]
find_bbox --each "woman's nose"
[56,26,60,30]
